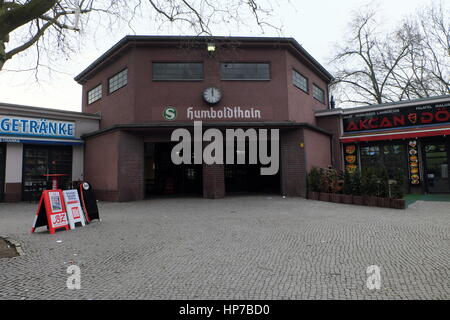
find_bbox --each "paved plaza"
[0,196,449,300]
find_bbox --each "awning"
[0,136,84,145]
[341,127,450,143]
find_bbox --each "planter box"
[319,193,331,202]
[390,199,406,209]
[352,195,364,206]
[377,197,391,208]
[363,195,378,207]
[307,191,319,200]
[331,193,342,203]
[342,194,353,205]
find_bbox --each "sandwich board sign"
[31,190,69,234]
[63,189,86,230]
[78,182,100,222]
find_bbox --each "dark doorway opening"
[22,144,73,201]
[0,144,6,202]
[423,139,450,193]
[224,140,280,195]
[144,142,203,197]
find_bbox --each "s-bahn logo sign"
[163,107,177,121]
[343,102,450,132]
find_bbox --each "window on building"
[313,84,325,103]
[109,69,128,93]
[360,143,408,179]
[220,63,270,80]
[292,69,308,92]
[152,63,203,80]
[87,84,102,104]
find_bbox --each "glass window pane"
[313,84,325,103]
[152,63,203,80]
[109,69,128,93]
[220,63,270,80]
[292,70,308,92]
[87,84,102,104]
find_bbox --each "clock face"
[203,87,222,104]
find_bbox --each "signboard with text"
[343,102,450,133]
[31,190,69,234]
[0,115,75,138]
[63,190,86,230]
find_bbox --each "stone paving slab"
[0,196,448,300]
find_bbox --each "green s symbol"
[163,107,177,121]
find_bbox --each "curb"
[0,235,25,256]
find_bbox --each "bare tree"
[330,1,449,107]
[0,0,280,71]
[390,2,449,99]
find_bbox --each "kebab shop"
[317,96,450,194]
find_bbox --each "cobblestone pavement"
[0,196,449,300]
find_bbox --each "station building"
[0,103,99,201]
[75,36,335,201]
[316,95,450,194]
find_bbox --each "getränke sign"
[0,115,75,138]
[343,102,450,133]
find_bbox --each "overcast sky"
[0,0,438,112]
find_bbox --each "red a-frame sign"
[31,190,69,234]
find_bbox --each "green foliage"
[309,166,406,199]
[390,168,406,199]
[307,167,321,192]
[361,167,379,196]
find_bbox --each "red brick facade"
[77,36,334,201]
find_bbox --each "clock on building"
[203,87,222,105]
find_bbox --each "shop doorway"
[0,144,6,201]
[22,145,73,201]
[423,141,450,193]
[144,142,203,197]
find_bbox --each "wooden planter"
[342,194,353,205]
[377,197,391,208]
[390,199,406,209]
[319,192,331,202]
[363,195,378,207]
[352,195,364,206]
[307,191,319,200]
[331,193,342,203]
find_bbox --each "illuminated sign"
[0,115,75,138]
[343,103,450,133]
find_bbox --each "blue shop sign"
[0,115,75,138]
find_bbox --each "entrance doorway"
[0,144,6,201]
[423,141,450,193]
[22,145,73,201]
[224,140,280,195]
[144,142,203,197]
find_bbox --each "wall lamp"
[207,43,216,53]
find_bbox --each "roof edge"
[74,35,334,83]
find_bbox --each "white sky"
[0,0,437,112]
